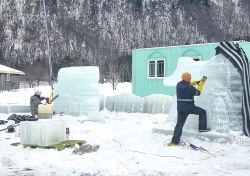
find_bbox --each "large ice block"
[197,54,243,133]
[167,54,243,133]
[53,66,100,116]
[20,119,66,146]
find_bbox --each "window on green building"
[157,60,164,77]
[148,59,165,78]
[149,61,155,77]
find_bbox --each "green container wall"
[238,41,250,58]
[132,41,250,97]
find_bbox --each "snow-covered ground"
[1,83,250,176]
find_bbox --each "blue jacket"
[176,80,200,112]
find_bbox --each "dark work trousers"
[171,106,207,144]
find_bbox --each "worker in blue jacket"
[168,72,210,146]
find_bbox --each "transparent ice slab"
[20,119,66,146]
[167,54,243,133]
[53,66,100,116]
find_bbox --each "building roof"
[133,40,249,51]
[0,64,25,75]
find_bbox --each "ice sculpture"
[197,54,243,133]
[53,66,100,116]
[167,54,243,133]
[163,57,207,86]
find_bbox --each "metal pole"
[42,0,53,86]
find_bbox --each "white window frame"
[148,60,156,77]
[148,58,165,79]
[6,74,10,81]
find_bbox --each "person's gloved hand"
[197,76,207,92]
[201,76,207,81]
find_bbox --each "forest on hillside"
[0,0,250,86]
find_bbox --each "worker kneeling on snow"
[168,72,210,146]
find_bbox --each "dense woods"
[0,0,250,85]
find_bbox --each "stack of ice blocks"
[20,120,66,146]
[53,66,100,116]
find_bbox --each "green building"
[132,41,250,96]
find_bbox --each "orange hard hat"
[182,72,191,81]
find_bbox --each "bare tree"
[22,59,49,87]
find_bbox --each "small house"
[132,40,250,96]
[0,64,25,91]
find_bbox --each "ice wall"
[53,66,100,117]
[104,93,174,114]
[167,54,243,133]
